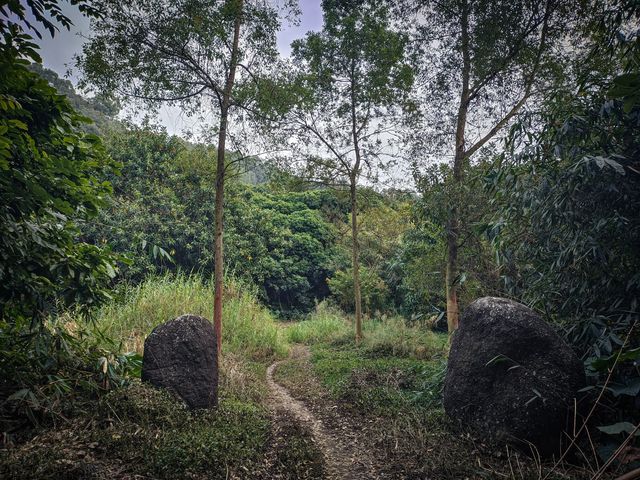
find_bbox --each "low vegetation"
[287,303,448,359]
[95,274,288,361]
[1,276,318,479]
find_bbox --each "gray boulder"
[443,297,584,456]
[142,314,218,409]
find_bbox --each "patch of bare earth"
[266,345,384,479]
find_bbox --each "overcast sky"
[33,0,324,136]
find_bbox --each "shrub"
[287,304,448,360]
[0,317,141,431]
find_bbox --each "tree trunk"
[213,0,243,359]
[445,215,460,332]
[214,112,227,358]
[446,0,470,333]
[349,69,363,343]
[350,179,363,342]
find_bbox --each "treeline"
[78,115,451,321]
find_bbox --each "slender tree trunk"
[213,0,243,359]
[445,215,460,332]
[214,111,227,357]
[350,178,363,342]
[349,70,363,343]
[446,0,470,333]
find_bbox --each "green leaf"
[597,422,639,436]
[608,378,640,398]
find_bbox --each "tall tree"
[78,0,288,358]
[282,0,414,341]
[407,0,577,331]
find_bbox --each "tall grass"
[361,316,448,359]
[286,303,351,344]
[95,274,288,362]
[287,302,447,359]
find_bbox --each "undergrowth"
[95,274,289,362]
[287,302,448,360]
[1,382,270,479]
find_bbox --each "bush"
[0,317,141,432]
[0,23,119,325]
[360,316,447,359]
[286,303,351,344]
[287,304,447,360]
[327,267,389,315]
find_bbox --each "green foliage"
[486,4,640,456]
[86,124,338,314]
[388,165,499,318]
[293,0,414,110]
[83,123,191,279]
[388,217,446,318]
[95,274,289,362]
[310,343,445,415]
[0,35,120,324]
[147,398,268,477]
[286,303,352,345]
[1,1,101,38]
[328,267,389,315]
[283,0,416,184]
[0,316,141,429]
[288,304,447,359]
[78,0,284,116]
[359,316,447,359]
[27,64,120,135]
[487,44,640,364]
[226,188,337,315]
[1,383,271,480]
[0,0,136,437]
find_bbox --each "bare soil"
[266,345,384,479]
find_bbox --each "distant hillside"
[28,64,120,135]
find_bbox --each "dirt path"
[266,345,379,480]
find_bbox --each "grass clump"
[310,344,446,415]
[95,273,288,362]
[286,304,351,345]
[360,315,448,359]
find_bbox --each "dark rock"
[142,314,218,409]
[443,297,584,456]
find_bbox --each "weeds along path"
[266,345,379,480]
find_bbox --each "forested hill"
[1,1,639,479]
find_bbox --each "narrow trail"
[266,345,379,480]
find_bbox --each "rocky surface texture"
[443,297,585,456]
[142,314,218,409]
